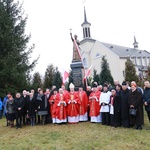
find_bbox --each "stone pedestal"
[70,61,84,91]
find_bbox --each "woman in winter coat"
[37,89,48,125]
[128,82,144,130]
[6,95,15,127]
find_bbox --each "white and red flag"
[84,64,92,79]
[62,70,69,85]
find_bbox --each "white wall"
[81,40,125,83]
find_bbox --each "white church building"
[79,8,150,83]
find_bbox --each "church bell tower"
[81,7,91,39]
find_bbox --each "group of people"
[1,80,150,130]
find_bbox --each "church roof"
[80,38,150,58]
[101,42,150,58]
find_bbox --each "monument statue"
[70,32,81,62]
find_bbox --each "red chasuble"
[54,93,67,120]
[49,94,57,119]
[78,91,88,115]
[89,91,101,117]
[66,92,80,117]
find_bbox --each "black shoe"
[16,126,19,129]
[137,126,142,130]
[135,126,142,130]
[146,127,150,130]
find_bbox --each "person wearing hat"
[49,89,58,124]
[77,87,88,121]
[66,83,80,123]
[99,84,111,125]
[120,81,130,128]
[89,84,101,123]
[109,88,121,127]
[128,81,144,130]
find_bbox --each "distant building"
[79,7,150,83]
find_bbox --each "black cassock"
[110,95,121,127]
[26,97,37,117]
[120,89,130,127]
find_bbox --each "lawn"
[0,113,150,150]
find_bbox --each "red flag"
[62,70,69,85]
[84,65,92,79]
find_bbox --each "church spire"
[84,6,87,22]
[81,7,91,39]
[133,35,138,49]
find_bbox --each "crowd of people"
[0,80,150,130]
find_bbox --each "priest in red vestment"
[66,83,80,123]
[89,84,101,123]
[49,89,57,123]
[78,87,88,121]
[54,88,67,124]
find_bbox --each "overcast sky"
[22,0,150,77]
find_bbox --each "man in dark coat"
[143,81,150,129]
[21,90,29,125]
[45,88,51,123]
[26,93,37,126]
[13,93,25,129]
[109,88,121,127]
[34,88,41,124]
[120,81,130,128]
[86,86,92,121]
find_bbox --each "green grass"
[0,113,150,150]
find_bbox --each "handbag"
[129,108,137,116]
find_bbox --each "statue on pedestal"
[70,31,81,62]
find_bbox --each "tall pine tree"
[0,0,38,96]
[52,67,62,90]
[92,69,100,85]
[99,56,114,85]
[144,62,150,82]
[31,72,43,90]
[43,64,55,89]
[125,58,139,83]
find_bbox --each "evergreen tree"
[52,67,62,90]
[31,72,43,90]
[125,58,139,83]
[144,62,150,82]
[43,64,55,89]
[87,77,92,86]
[99,56,114,85]
[0,0,38,96]
[92,69,100,85]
